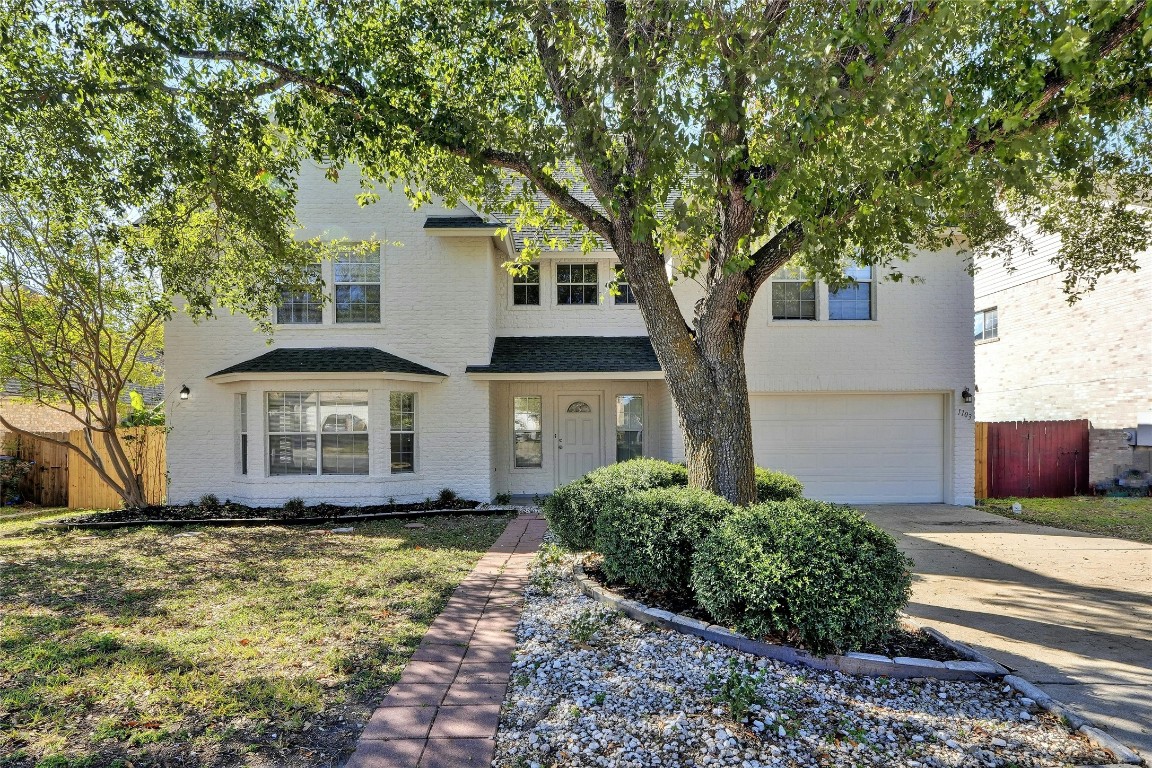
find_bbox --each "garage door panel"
[750,394,945,504]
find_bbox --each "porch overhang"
[207,347,448,384]
[465,336,663,380]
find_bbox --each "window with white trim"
[514,396,543,468]
[557,263,598,305]
[334,247,381,323]
[828,264,873,320]
[512,264,540,305]
[276,263,323,324]
[616,395,644,461]
[611,267,636,304]
[771,263,816,320]
[974,307,998,341]
[238,393,248,475]
[267,391,369,476]
[389,392,416,473]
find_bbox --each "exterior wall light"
[961,387,973,404]
[179,385,190,400]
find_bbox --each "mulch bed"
[57,498,483,525]
[582,560,963,662]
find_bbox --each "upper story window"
[277,263,323,324]
[512,264,540,306]
[771,263,816,320]
[974,307,998,341]
[267,391,369,476]
[828,264,873,320]
[612,267,637,305]
[334,249,381,323]
[557,263,598,305]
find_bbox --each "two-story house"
[165,162,976,506]
[974,224,1152,486]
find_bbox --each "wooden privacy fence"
[975,420,1089,499]
[12,426,166,509]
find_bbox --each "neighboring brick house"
[0,383,82,451]
[165,162,976,506]
[973,224,1152,485]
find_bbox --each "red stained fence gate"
[976,420,1089,499]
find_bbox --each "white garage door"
[750,393,945,504]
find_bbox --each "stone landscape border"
[573,563,1145,766]
[38,506,518,531]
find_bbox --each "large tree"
[4,1,1150,503]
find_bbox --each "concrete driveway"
[864,504,1152,760]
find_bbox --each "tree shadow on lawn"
[0,514,512,768]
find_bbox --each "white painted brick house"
[973,224,1152,484]
[165,162,976,506]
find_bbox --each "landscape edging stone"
[38,506,518,530]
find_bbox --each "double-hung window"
[277,263,323,324]
[557,263,598,305]
[616,395,644,461]
[267,391,369,476]
[390,392,416,473]
[513,396,543,468]
[771,263,816,320]
[828,264,873,320]
[334,247,381,323]
[612,267,637,305]
[512,264,540,306]
[974,307,998,341]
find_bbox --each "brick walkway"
[344,513,547,768]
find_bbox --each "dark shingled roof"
[209,347,447,378]
[423,215,500,229]
[466,336,661,374]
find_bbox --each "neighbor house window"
[390,392,416,473]
[267,391,369,476]
[334,246,381,323]
[512,264,540,305]
[238,393,248,475]
[514,396,543,468]
[771,263,816,320]
[557,263,598,305]
[612,267,636,304]
[616,395,644,461]
[828,264,873,320]
[276,263,323,324]
[974,307,998,341]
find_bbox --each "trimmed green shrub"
[595,487,734,595]
[543,459,688,550]
[691,500,912,654]
[754,467,803,502]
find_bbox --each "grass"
[0,507,512,767]
[979,496,1152,544]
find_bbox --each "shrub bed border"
[37,506,519,531]
[573,563,1144,765]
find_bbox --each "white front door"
[557,394,601,486]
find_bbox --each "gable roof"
[466,336,661,375]
[208,347,447,379]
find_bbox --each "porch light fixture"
[179,385,190,400]
[961,387,973,404]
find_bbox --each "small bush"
[436,487,458,505]
[283,497,308,516]
[692,500,912,655]
[595,486,734,595]
[543,459,688,550]
[198,493,221,510]
[754,467,803,502]
[493,492,512,505]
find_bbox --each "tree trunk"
[612,230,759,505]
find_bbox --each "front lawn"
[0,509,511,767]
[979,496,1152,544]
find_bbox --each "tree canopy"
[3,0,1150,501]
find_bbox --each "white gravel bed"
[493,548,1111,768]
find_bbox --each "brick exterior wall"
[0,398,81,452]
[165,161,976,506]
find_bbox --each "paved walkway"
[344,513,547,768]
[865,504,1152,759]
